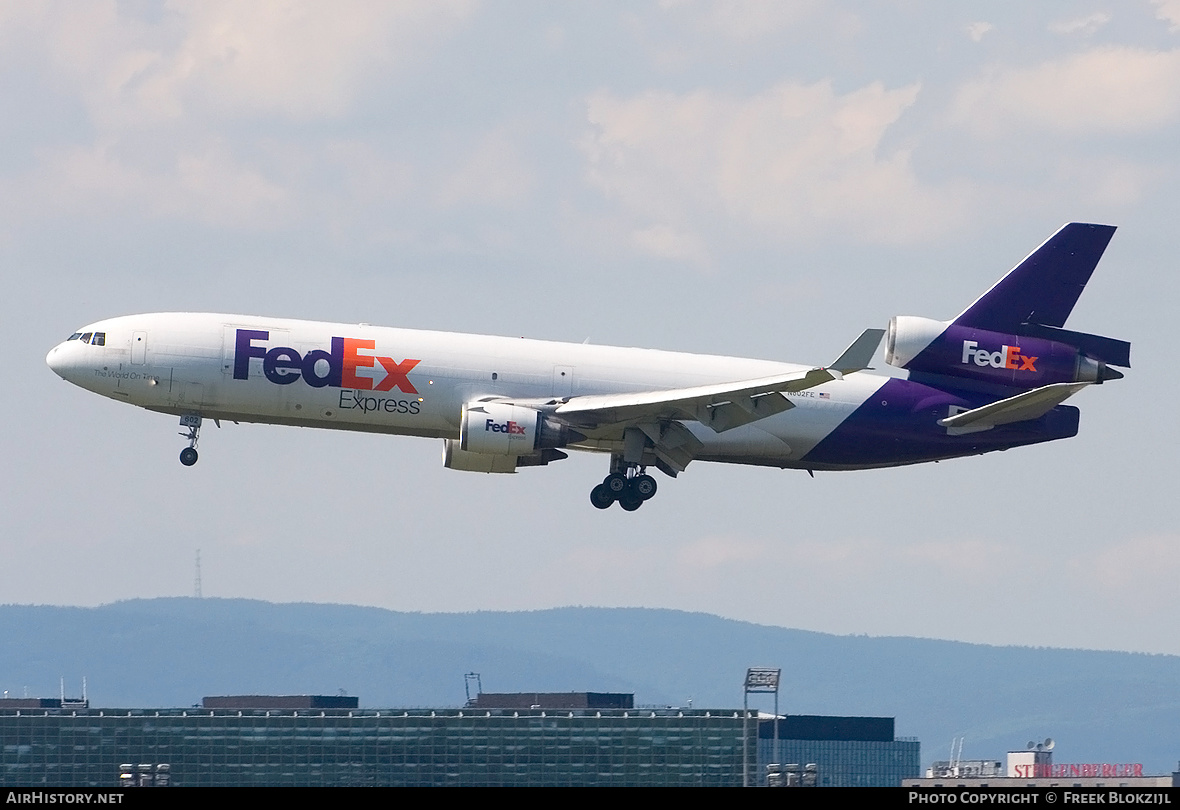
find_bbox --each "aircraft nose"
[46,343,68,379]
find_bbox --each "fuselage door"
[131,331,147,365]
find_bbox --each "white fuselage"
[46,313,888,468]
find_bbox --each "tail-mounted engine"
[885,315,1126,389]
[444,401,584,473]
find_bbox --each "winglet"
[829,328,885,375]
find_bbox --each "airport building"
[760,715,919,788]
[903,740,1180,789]
[0,694,919,787]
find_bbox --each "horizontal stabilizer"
[937,382,1091,430]
[1018,323,1131,368]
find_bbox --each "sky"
[3,1,1179,657]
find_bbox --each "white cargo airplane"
[47,224,1128,510]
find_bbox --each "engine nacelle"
[886,315,1121,388]
[443,440,520,473]
[461,402,542,456]
[443,441,571,473]
[885,316,948,368]
[447,401,585,473]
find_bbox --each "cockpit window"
[69,331,106,346]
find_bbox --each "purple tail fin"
[886,223,1130,389]
[953,223,1116,331]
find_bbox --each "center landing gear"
[590,460,658,511]
[178,414,201,467]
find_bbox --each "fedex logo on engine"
[485,419,527,435]
[233,329,420,393]
[961,340,1037,372]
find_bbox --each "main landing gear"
[178,414,201,467]
[590,463,658,511]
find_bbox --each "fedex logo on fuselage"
[486,419,526,435]
[233,329,420,393]
[961,340,1037,372]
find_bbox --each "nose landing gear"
[589,461,658,511]
[179,414,201,466]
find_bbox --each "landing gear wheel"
[618,494,643,511]
[594,456,660,511]
[590,484,614,510]
[604,473,628,496]
[632,474,657,500]
[178,414,202,467]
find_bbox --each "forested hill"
[2,598,1176,772]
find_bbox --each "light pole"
[743,667,781,787]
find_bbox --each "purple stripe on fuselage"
[801,378,1079,469]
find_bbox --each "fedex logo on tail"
[961,340,1037,372]
[233,329,420,393]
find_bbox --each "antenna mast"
[194,549,202,598]
[464,673,482,705]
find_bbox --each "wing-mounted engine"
[885,315,1126,389]
[444,401,584,473]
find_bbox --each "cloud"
[1153,0,1180,33]
[953,47,1180,136]
[1048,13,1111,37]
[432,127,538,209]
[674,534,767,573]
[35,0,477,125]
[657,0,826,40]
[0,2,478,231]
[630,225,710,265]
[581,80,965,254]
[19,140,292,228]
[1065,535,1180,617]
[967,22,994,42]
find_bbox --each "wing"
[554,328,885,434]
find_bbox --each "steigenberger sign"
[1011,763,1145,778]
